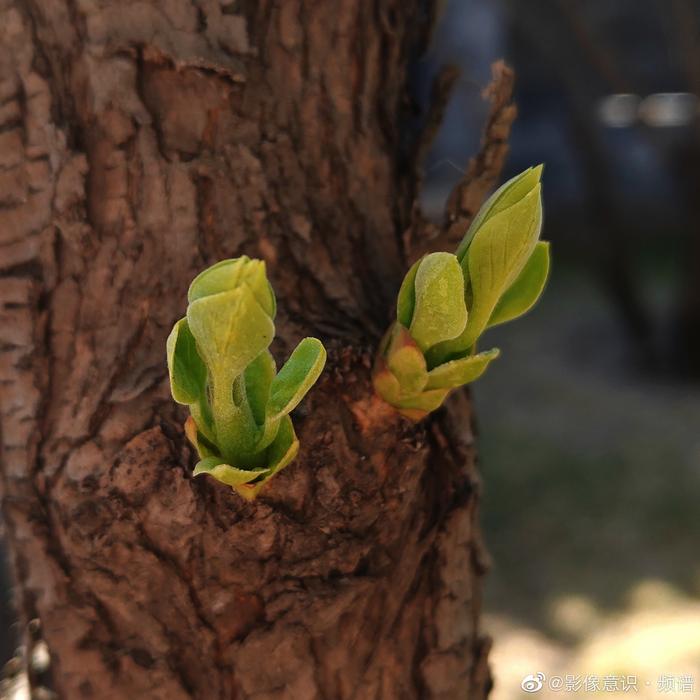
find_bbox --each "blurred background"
[418,0,700,697]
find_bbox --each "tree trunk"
[0,2,512,697]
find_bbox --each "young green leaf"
[266,337,327,422]
[396,257,422,328]
[393,388,450,420]
[187,286,275,383]
[244,350,276,426]
[234,416,299,500]
[460,183,542,350]
[456,164,543,262]
[409,252,468,352]
[488,241,550,328]
[193,456,268,487]
[188,256,276,316]
[263,415,299,478]
[247,351,281,454]
[166,318,207,405]
[425,348,500,390]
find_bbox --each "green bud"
[373,165,549,419]
[427,167,544,365]
[385,323,428,396]
[188,256,276,316]
[455,164,543,262]
[167,257,327,497]
[460,180,542,348]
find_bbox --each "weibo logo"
[521,672,546,693]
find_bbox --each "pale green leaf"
[244,350,276,425]
[488,241,550,328]
[394,388,450,420]
[264,415,299,478]
[193,456,268,487]
[396,257,422,328]
[267,337,327,422]
[409,252,468,352]
[461,183,542,349]
[188,257,276,317]
[235,416,299,500]
[425,348,500,390]
[187,285,275,383]
[250,351,282,452]
[166,318,207,405]
[425,185,542,367]
[456,165,543,262]
[253,418,281,454]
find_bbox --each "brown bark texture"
[0,1,513,698]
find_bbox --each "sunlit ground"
[474,263,700,698]
[0,674,27,700]
[486,583,700,698]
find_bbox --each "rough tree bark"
[0,2,513,698]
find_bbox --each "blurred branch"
[444,61,516,225]
[554,0,632,94]
[414,64,461,170]
[408,60,516,260]
[668,0,700,98]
